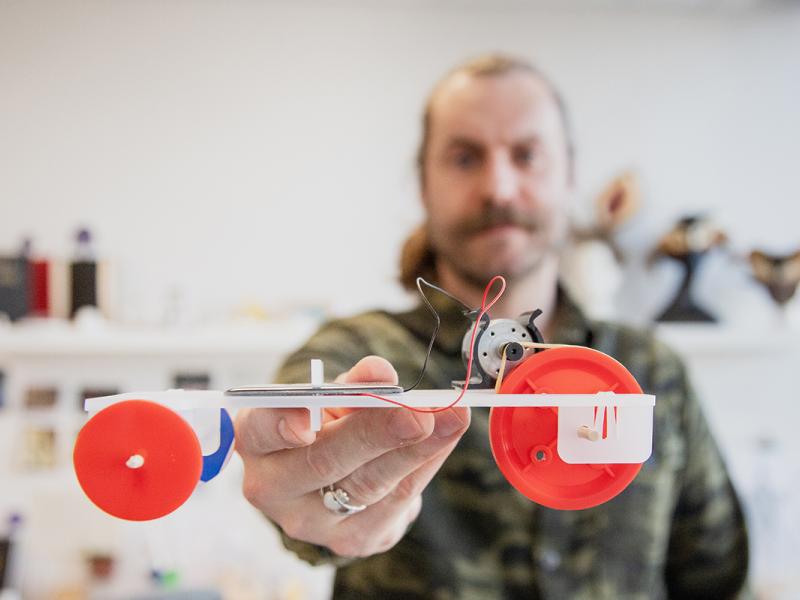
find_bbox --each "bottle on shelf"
[69,228,98,319]
[21,238,50,318]
[0,512,23,598]
[0,240,30,322]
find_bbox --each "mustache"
[452,205,540,237]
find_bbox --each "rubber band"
[520,342,579,350]
[494,346,509,394]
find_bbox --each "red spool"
[73,400,203,521]
[490,346,644,510]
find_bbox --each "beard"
[427,203,562,289]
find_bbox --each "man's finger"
[260,442,455,558]
[239,356,397,457]
[331,407,470,506]
[330,356,399,419]
[336,355,399,385]
[251,406,435,498]
[235,407,316,457]
[331,447,454,556]
[253,421,462,555]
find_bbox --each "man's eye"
[514,147,535,166]
[453,151,479,169]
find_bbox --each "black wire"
[402,277,472,392]
[417,278,472,312]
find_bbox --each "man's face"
[422,71,573,287]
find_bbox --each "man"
[235,54,749,599]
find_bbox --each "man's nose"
[482,153,520,205]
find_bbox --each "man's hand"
[235,356,470,558]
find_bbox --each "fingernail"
[388,411,425,441]
[433,409,467,438]
[278,418,309,446]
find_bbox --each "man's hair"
[399,53,575,291]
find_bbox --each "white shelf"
[0,316,320,358]
[654,323,800,356]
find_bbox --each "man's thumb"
[336,355,399,385]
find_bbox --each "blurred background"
[1,0,798,598]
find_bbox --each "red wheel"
[74,400,203,521]
[490,346,643,510]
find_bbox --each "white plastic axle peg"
[126,454,145,469]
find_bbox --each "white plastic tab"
[557,398,653,464]
[180,408,221,455]
[311,359,324,388]
[309,407,323,431]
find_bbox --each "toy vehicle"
[73,278,656,521]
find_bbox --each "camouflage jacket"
[274,290,750,599]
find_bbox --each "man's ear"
[595,171,641,232]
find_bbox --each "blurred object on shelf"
[24,239,50,318]
[72,305,108,332]
[79,388,119,412]
[50,586,84,600]
[278,577,309,600]
[172,373,211,390]
[233,302,269,322]
[20,426,56,470]
[232,298,330,325]
[0,246,29,322]
[649,215,727,323]
[24,387,57,410]
[70,228,97,319]
[150,569,181,590]
[48,259,71,320]
[131,591,219,600]
[29,259,50,317]
[748,249,800,308]
[216,569,268,600]
[0,535,8,590]
[85,551,115,581]
[0,514,23,594]
[561,170,641,320]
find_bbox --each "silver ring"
[320,485,367,516]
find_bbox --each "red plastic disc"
[490,346,644,510]
[74,400,203,521]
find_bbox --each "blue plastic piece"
[200,408,234,482]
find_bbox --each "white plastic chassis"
[84,363,656,466]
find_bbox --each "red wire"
[356,275,507,414]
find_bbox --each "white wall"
[1,1,799,323]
